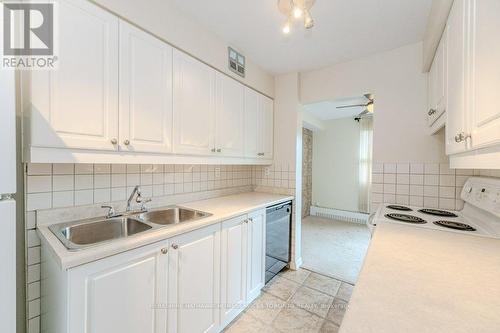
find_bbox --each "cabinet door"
[427,56,437,120]
[446,0,468,155]
[428,32,447,127]
[244,88,260,158]
[173,50,216,155]
[168,224,221,333]
[435,33,447,115]
[246,209,266,302]
[119,21,173,154]
[215,73,245,157]
[468,0,500,150]
[259,96,274,159]
[30,0,119,150]
[220,216,248,326]
[68,241,169,333]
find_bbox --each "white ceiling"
[303,95,369,120]
[170,0,433,74]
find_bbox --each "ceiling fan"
[336,94,374,110]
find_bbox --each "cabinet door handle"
[110,138,117,145]
[248,217,253,222]
[258,153,264,156]
[123,139,130,146]
[161,248,168,254]
[454,132,471,143]
[172,244,179,250]
[428,109,436,116]
[211,148,216,152]
[216,148,221,153]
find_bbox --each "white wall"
[312,118,360,212]
[300,42,447,164]
[93,0,275,97]
[273,73,302,268]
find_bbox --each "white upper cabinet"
[428,30,447,128]
[215,73,245,157]
[173,50,216,156]
[25,0,274,164]
[468,0,500,150]
[30,0,119,151]
[244,89,274,159]
[260,95,274,159]
[244,88,260,157]
[119,21,173,154]
[446,0,468,155]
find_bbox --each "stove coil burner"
[433,221,476,231]
[418,209,458,218]
[386,205,413,212]
[385,214,427,224]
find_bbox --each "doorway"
[300,95,373,284]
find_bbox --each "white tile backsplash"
[370,162,493,213]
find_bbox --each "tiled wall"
[24,163,253,333]
[252,164,296,191]
[302,128,313,218]
[371,162,500,213]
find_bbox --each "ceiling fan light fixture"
[304,10,314,29]
[282,18,291,34]
[278,0,315,34]
[293,6,303,19]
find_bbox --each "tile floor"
[224,268,354,333]
[302,216,370,284]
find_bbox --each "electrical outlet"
[215,167,221,178]
[265,167,271,176]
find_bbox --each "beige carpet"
[301,216,370,284]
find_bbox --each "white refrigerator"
[0,70,17,333]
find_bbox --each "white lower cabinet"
[220,216,248,326]
[246,209,266,302]
[62,241,169,333]
[43,209,267,333]
[167,224,221,333]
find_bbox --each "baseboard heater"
[310,206,368,224]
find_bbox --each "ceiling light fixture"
[282,18,291,34]
[278,0,316,34]
[293,6,303,19]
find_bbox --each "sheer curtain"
[358,116,373,213]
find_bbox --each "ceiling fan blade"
[336,104,367,109]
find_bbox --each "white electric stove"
[368,177,500,239]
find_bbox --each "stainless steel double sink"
[49,206,211,251]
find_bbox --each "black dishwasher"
[265,202,292,283]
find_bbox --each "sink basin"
[49,206,211,251]
[138,207,211,225]
[50,217,152,250]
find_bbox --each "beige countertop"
[340,222,500,333]
[37,191,293,270]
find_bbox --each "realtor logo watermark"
[1,1,58,69]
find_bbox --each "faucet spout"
[127,185,141,211]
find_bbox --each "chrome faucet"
[127,185,152,212]
[127,185,141,211]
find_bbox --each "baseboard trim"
[310,206,368,224]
